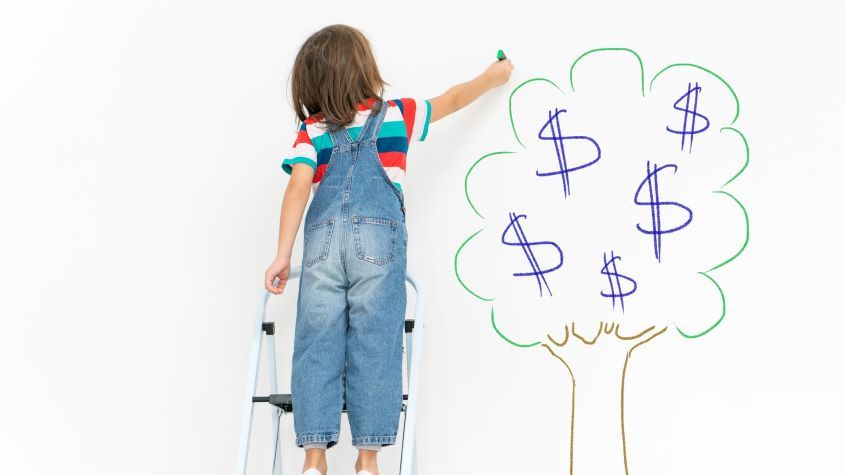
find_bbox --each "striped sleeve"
[281,122,318,175]
[396,98,431,143]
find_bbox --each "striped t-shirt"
[281,97,431,193]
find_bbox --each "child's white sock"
[302,441,328,450]
[355,444,381,452]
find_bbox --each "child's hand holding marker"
[485,49,513,87]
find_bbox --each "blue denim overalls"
[291,99,408,449]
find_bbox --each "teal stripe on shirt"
[310,121,408,150]
[420,100,431,141]
[310,133,333,153]
[349,120,407,140]
[281,156,317,174]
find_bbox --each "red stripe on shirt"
[357,97,378,110]
[400,98,416,145]
[294,129,312,146]
[313,164,328,183]
[378,151,406,169]
[304,114,324,125]
[304,98,393,124]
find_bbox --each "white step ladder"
[236,267,425,475]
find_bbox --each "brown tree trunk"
[542,322,667,475]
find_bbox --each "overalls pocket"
[352,216,398,265]
[303,217,334,267]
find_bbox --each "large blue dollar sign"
[501,211,564,297]
[634,161,693,262]
[600,251,637,312]
[537,108,601,198]
[666,82,710,152]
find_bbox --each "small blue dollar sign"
[501,211,564,297]
[666,82,710,152]
[600,251,637,312]
[537,108,601,199]
[634,161,693,262]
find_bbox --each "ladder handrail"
[237,266,424,475]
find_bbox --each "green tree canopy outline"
[454,48,749,346]
[452,48,750,475]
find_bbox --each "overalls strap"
[325,99,388,147]
[355,99,388,144]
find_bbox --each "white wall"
[1,1,843,474]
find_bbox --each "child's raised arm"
[428,58,513,123]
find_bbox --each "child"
[264,24,512,475]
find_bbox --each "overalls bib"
[291,99,408,449]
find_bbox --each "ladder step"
[263,319,414,335]
[253,394,408,413]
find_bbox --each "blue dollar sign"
[537,108,601,198]
[634,161,693,262]
[600,251,637,312]
[501,211,564,297]
[666,82,710,152]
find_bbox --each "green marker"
[497,49,507,61]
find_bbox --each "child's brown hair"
[290,24,388,131]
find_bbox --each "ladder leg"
[407,325,417,473]
[267,332,283,475]
[236,293,270,475]
[405,329,413,383]
[399,273,424,475]
[399,327,412,474]
[410,331,416,475]
[399,320,421,475]
[413,439,418,475]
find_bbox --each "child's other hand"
[484,59,513,88]
[265,256,291,295]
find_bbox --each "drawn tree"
[454,49,749,474]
